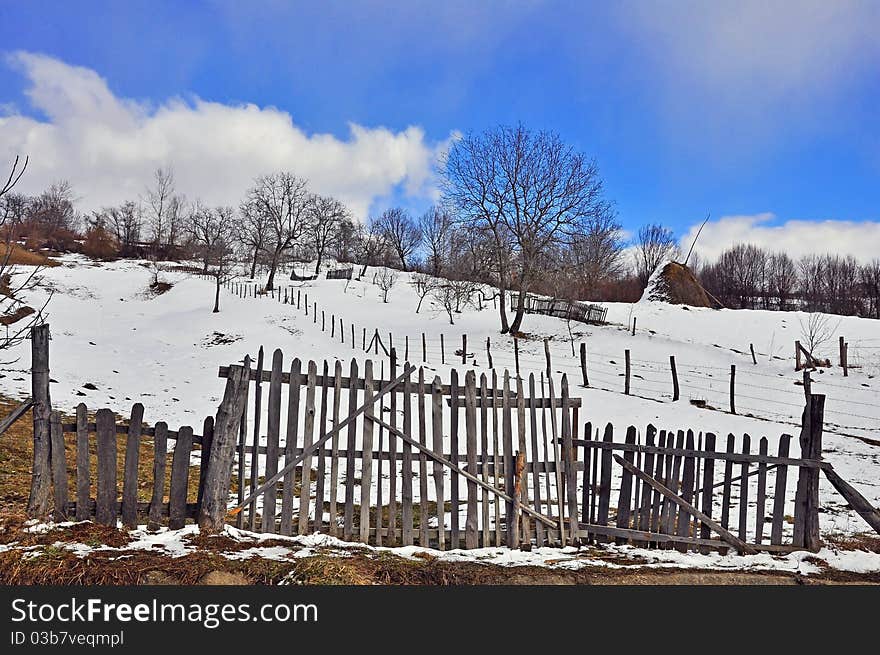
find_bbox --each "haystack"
[640,261,721,308]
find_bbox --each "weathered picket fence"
[509,292,608,324]
[46,402,213,528]
[216,349,581,548]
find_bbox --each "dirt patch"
[0,305,34,326]
[149,281,173,296]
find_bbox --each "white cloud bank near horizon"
[0,51,447,219]
[684,213,880,264]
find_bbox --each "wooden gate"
[217,348,581,549]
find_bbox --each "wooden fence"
[209,347,827,553]
[326,267,353,280]
[509,292,607,324]
[43,402,213,529]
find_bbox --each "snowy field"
[2,254,879,542]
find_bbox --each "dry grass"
[0,243,60,267]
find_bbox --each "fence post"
[803,368,811,399]
[422,333,427,362]
[297,289,301,309]
[441,334,445,364]
[462,334,467,365]
[843,342,848,377]
[624,349,631,395]
[670,355,679,401]
[543,338,552,381]
[513,337,520,379]
[405,335,409,362]
[330,314,335,338]
[839,336,845,367]
[795,340,801,371]
[579,342,589,387]
[198,362,251,533]
[729,364,736,414]
[486,337,493,369]
[27,323,52,518]
[631,317,636,336]
[750,343,757,365]
[793,393,824,552]
[362,327,366,350]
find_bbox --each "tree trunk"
[508,286,527,334]
[497,284,510,333]
[249,248,258,279]
[213,276,220,313]
[266,250,280,291]
[314,251,323,276]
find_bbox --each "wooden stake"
[579,342,589,387]
[624,349,631,395]
[543,338,551,381]
[486,337,493,369]
[729,364,736,414]
[750,343,757,365]
[514,336,520,379]
[670,355,679,401]
[462,334,467,365]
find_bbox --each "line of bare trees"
[697,243,880,318]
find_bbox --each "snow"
[3,254,880,546]
[9,521,880,576]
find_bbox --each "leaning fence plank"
[359,361,376,544]
[299,360,318,535]
[95,408,117,526]
[280,358,302,536]
[248,347,265,531]
[822,466,880,536]
[262,349,284,533]
[313,361,330,535]
[148,422,168,528]
[343,359,359,541]
[418,368,430,547]
[50,411,68,522]
[0,397,32,436]
[770,434,791,545]
[465,371,479,549]
[738,434,751,542]
[613,455,757,555]
[328,361,343,537]
[75,403,90,521]
[755,437,768,544]
[169,426,193,530]
[431,374,446,549]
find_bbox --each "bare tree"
[244,172,310,290]
[376,267,398,303]
[410,272,442,313]
[635,223,679,286]
[443,124,610,334]
[189,204,239,312]
[419,206,453,276]
[799,312,841,361]
[144,167,175,248]
[308,195,348,275]
[376,207,421,271]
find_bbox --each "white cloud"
[683,213,880,263]
[0,51,448,219]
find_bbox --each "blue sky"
[1,1,879,259]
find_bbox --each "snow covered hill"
[3,254,879,539]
